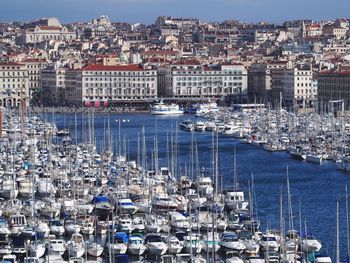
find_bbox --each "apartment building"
[318,69,350,110]
[165,60,247,98]
[21,58,47,96]
[0,62,29,108]
[80,64,157,106]
[283,65,313,107]
[248,61,289,102]
[41,67,67,106]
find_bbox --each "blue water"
[47,112,350,260]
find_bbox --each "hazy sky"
[1,0,349,24]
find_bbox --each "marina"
[0,106,348,263]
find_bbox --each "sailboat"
[66,233,85,258]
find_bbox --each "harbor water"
[48,112,350,261]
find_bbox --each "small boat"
[128,235,146,256]
[194,121,206,132]
[86,240,104,257]
[152,194,178,211]
[259,232,279,252]
[165,236,183,254]
[224,190,249,211]
[9,214,27,235]
[220,232,246,253]
[116,198,138,215]
[301,233,322,252]
[169,211,190,232]
[66,233,85,258]
[145,234,168,256]
[48,239,66,256]
[49,220,65,236]
[64,219,81,234]
[306,153,323,164]
[108,232,128,255]
[179,120,193,129]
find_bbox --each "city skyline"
[1,0,350,24]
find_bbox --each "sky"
[0,0,349,25]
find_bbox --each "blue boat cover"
[92,195,110,204]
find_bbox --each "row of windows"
[174,71,243,75]
[176,82,242,87]
[84,77,155,81]
[175,87,242,95]
[319,78,350,84]
[85,96,154,100]
[0,72,26,77]
[175,76,243,81]
[0,78,25,82]
[84,71,156,76]
[84,83,154,88]
[296,89,313,94]
[296,83,312,87]
[86,88,155,96]
[0,84,22,89]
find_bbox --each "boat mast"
[286,166,294,231]
[233,146,237,191]
[336,199,340,263]
[346,185,350,259]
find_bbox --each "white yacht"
[145,234,168,256]
[220,232,246,252]
[224,190,249,211]
[150,101,183,115]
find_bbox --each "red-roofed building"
[64,63,158,106]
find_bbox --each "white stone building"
[18,25,76,44]
[0,62,29,108]
[80,64,157,106]
[282,65,313,107]
[165,61,247,98]
[21,58,47,96]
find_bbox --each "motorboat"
[220,232,246,252]
[86,240,104,257]
[128,235,146,256]
[165,236,183,254]
[116,198,138,215]
[150,101,183,115]
[145,234,168,256]
[48,239,66,256]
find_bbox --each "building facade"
[282,65,313,108]
[80,64,157,106]
[22,58,47,98]
[165,61,247,98]
[18,26,76,44]
[0,62,29,108]
[41,67,67,106]
[318,69,350,111]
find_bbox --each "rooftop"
[82,64,148,71]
